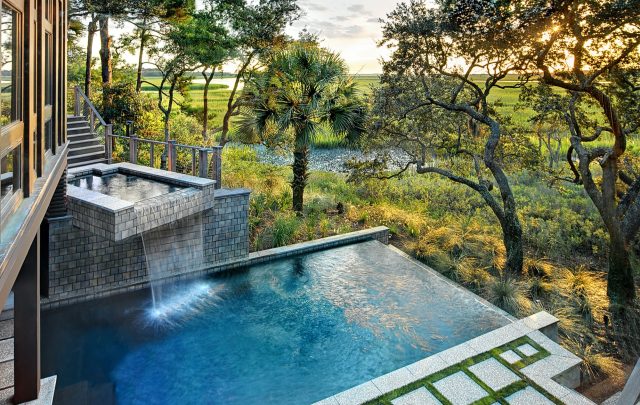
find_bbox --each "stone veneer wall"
[46,188,250,305]
[205,189,250,263]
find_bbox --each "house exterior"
[0,0,68,402]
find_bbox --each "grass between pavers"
[364,336,564,405]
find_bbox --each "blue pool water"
[42,241,510,404]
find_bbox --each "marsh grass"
[221,144,638,384]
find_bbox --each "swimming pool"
[42,240,511,404]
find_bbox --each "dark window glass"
[45,33,52,105]
[0,145,21,209]
[1,5,20,125]
[44,119,52,151]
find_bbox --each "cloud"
[347,4,373,15]
[299,19,369,39]
[288,0,404,73]
[302,1,329,12]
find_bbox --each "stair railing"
[73,86,113,162]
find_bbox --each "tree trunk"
[98,15,112,86]
[291,145,309,213]
[160,116,170,170]
[202,69,214,140]
[160,82,176,170]
[220,55,253,146]
[607,229,636,303]
[135,26,147,93]
[500,214,524,275]
[84,18,97,97]
[485,122,524,274]
[98,15,112,121]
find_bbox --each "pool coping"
[314,311,593,405]
[41,226,390,309]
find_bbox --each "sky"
[285,0,404,74]
[106,0,409,74]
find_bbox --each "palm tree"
[240,43,366,212]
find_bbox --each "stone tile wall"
[205,189,250,263]
[67,163,216,241]
[46,188,250,305]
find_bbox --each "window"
[0,145,21,212]
[1,4,20,125]
[45,33,51,105]
[44,33,52,151]
[45,0,52,21]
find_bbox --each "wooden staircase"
[66,115,106,168]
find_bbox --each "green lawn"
[140,74,637,151]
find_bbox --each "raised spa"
[42,240,511,405]
[65,163,216,241]
[68,172,185,202]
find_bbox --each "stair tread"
[70,144,104,151]
[69,151,105,158]
[69,140,102,147]
[68,158,107,168]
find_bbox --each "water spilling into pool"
[140,212,205,318]
[42,241,511,404]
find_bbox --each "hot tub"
[66,163,216,241]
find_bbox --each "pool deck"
[315,310,593,405]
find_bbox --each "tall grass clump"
[484,277,532,316]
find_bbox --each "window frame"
[0,0,25,219]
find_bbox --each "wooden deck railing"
[109,123,222,188]
[73,86,222,188]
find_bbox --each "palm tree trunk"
[291,145,309,213]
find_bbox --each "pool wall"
[43,224,389,309]
[66,163,217,241]
[45,163,251,306]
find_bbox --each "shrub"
[271,213,301,248]
[484,277,531,316]
[565,340,624,383]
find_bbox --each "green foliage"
[239,42,367,210]
[99,81,155,132]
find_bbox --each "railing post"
[211,146,222,189]
[198,148,209,179]
[89,109,95,134]
[105,124,113,164]
[74,86,80,116]
[168,140,177,172]
[191,148,197,175]
[129,133,138,164]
